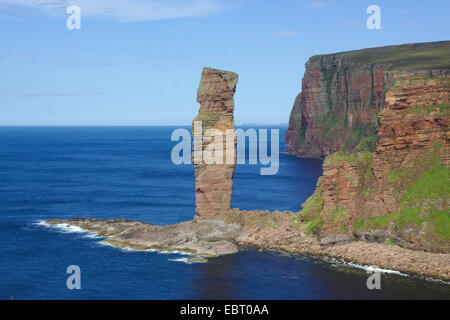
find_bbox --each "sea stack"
[192,67,239,220]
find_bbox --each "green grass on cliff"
[316,112,378,153]
[318,112,346,138]
[440,104,450,113]
[401,103,450,116]
[357,142,448,240]
[355,135,379,152]
[384,237,397,245]
[193,110,221,122]
[300,178,328,236]
[326,151,373,165]
[310,41,450,70]
[355,163,450,240]
[323,207,350,227]
[401,164,449,205]
[300,180,324,221]
[353,217,364,232]
[297,125,307,149]
[305,215,324,235]
[387,142,443,184]
[344,127,378,152]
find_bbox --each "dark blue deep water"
[0,126,449,299]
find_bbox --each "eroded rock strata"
[47,218,240,258]
[300,78,449,253]
[226,209,450,280]
[193,67,238,220]
[285,41,450,158]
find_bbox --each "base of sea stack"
[47,218,240,258]
[46,210,449,281]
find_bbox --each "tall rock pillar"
[192,67,238,220]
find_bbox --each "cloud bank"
[0,0,226,22]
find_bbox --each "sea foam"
[324,257,407,276]
[34,220,99,238]
[168,257,206,264]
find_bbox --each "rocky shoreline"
[46,218,240,257]
[46,211,450,281]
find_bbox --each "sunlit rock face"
[301,77,450,253]
[285,41,450,159]
[192,67,238,220]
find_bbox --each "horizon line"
[0,123,289,127]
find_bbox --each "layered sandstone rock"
[301,77,450,252]
[225,209,450,280]
[47,218,240,257]
[193,67,238,219]
[286,41,450,158]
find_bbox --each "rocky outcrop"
[193,68,238,219]
[286,41,450,158]
[300,78,449,253]
[224,209,449,280]
[47,218,240,257]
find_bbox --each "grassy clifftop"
[310,41,450,70]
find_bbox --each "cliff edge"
[285,41,450,158]
[300,77,449,253]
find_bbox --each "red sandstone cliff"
[300,78,449,253]
[286,41,450,158]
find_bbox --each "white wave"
[158,250,195,256]
[347,262,406,276]
[34,220,100,238]
[82,232,101,239]
[168,257,190,264]
[96,240,138,252]
[331,258,449,284]
[168,257,206,264]
[34,220,54,228]
[324,257,407,276]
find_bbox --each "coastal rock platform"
[47,218,241,257]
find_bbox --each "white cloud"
[307,1,325,8]
[0,0,226,22]
[274,31,300,37]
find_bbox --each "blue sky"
[0,0,449,125]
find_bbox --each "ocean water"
[0,126,448,300]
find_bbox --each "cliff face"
[193,68,238,219]
[286,41,450,158]
[301,78,449,253]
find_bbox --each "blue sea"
[0,126,449,299]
